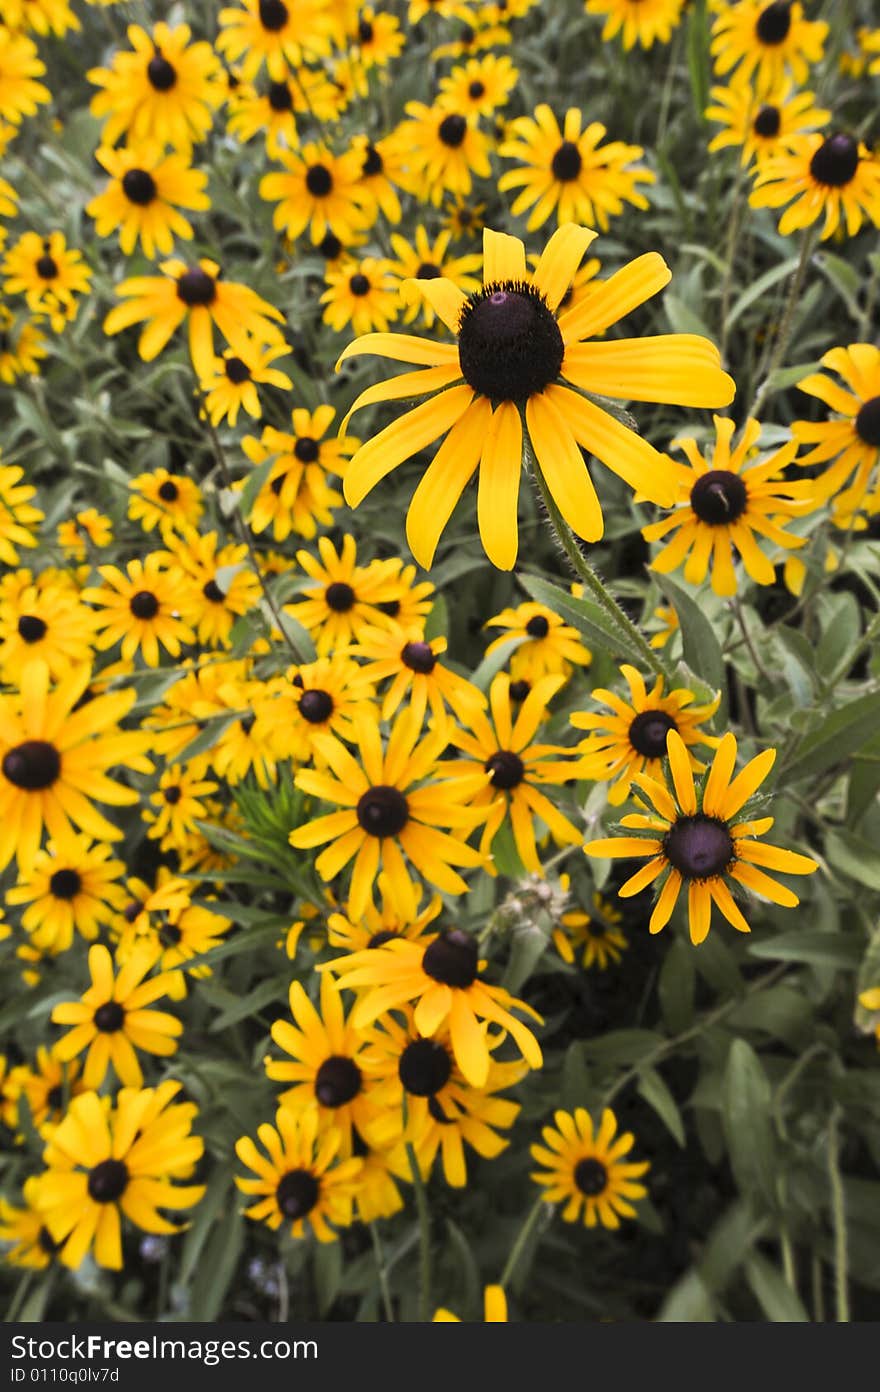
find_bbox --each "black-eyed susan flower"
[0,1179,58,1268]
[51,943,182,1089]
[387,227,482,327]
[326,873,443,955]
[324,927,543,1088]
[0,575,97,682]
[111,869,193,950]
[530,1107,649,1229]
[434,1285,508,1322]
[350,624,486,729]
[6,834,127,955]
[103,257,286,384]
[321,256,400,335]
[440,672,583,875]
[225,75,300,156]
[160,530,262,648]
[642,415,814,596]
[56,509,112,562]
[353,6,406,70]
[0,663,152,873]
[235,1105,362,1243]
[585,0,685,50]
[216,0,333,82]
[790,344,880,520]
[0,456,42,565]
[128,467,204,537]
[437,53,518,116]
[87,21,224,152]
[200,341,293,427]
[83,555,197,667]
[287,535,404,654]
[585,729,819,944]
[0,26,50,124]
[498,106,653,233]
[131,900,232,999]
[265,973,395,1151]
[484,599,592,684]
[240,405,356,536]
[710,1,828,96]
[260,141,373,247]
[2,0,79,37]
[706,81,829,168]
[571,664,720,806]
[0,305,47,383]
[749,131,880,240]
[33,1081,205,1270]
[283,653,378,761]
[552,887,627,971]
[337,224,734,571]
[5,1048,85,1137]
[86,143,211,261]
[395,101,492,207]
[290,709,493,918]
[361,1007,526,1186]
[143,761,219,852]
[375,559,435,630]
[2,231,92,331]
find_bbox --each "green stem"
[404,1134,432,1322]
[748,228,817,420]
[827,1105,850,1323]
[498,1196,549,1291]
[529,450,672,684]
[369,1222,396,1323]
[731,596,773,685]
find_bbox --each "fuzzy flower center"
[299,688,334,723]
[324,581,356,612]
[122,168,157,206]
[275,1169,319,1219]
[36,254,58,280]
[574,1157,608,1196]
[94,1002,125,1033]
[485,749,525,789]
[349,273,371,297]
[305,163,333,197]
[88,1159,129,1203]
[147,52,176,91]
[422,929,478,988]
[314,1055,362,1107]
[176,268,217,307]
[224,356,250,384]
[551,140,582,182]
[690,469,748,525]
[457,281,564,402]
[401,640,436,674]
[664,814,734,880]
[49,868,82,900]
[809,133,859,188]
[17,614,47,643]
[3,740,61,790]
[755,2,791,44]
[130,590,160,620]
[158,479,179,501]
[753,104,781,137]
[525,614,550,638]
[362,144,383,176]
[398,1038,452,1096]
[258,0,289,32]
[628,709,678,759]
[267,80,293,111]
[855,396,880,448]
[438,113,467,148]
[356,785,409,837]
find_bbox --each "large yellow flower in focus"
[336,224,734,571]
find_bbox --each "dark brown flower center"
[319,231,343,260]
[87,1159,129,1202]
[3,740,61,790]
[299,688,333,723]
[755,1,791,44]
[367,929,398,947]
[305,163,333,197]
[438,113,467,147]
[202,578,225,603]
[356,785,409,837]
[551,140,582,181]
[809,133,859,188]
[855,396,880,448]
[509,679,530,702]
[93,1001,125,1033]
[259,0,289,31]
[267,80,293,111]
[753,104,781,138]
[525,614,550,638]
[664,814,734,880]
[415,261,441,280]
[401,640,436,674]
[690,469,748,525]
[224,356,250,384]
[163,785,182,804]
[574,1157,608,1196]
[314,1055,362,1106]
[36,255,58,280]
[325,581,356,612]
[376,599,400,617]
[176,268,217,307]
[422,929,478,988]
[122,168,157,205]
[629,709,677,759]
[158,479,179,501]
[147,53,176,91]
[458,281,564,402]
[485,750,525,789]
[49,868,82,899]
[276,1168,319,1219]
[17,614,47,642]
[38,1226,62,1254]
[398,1038,452,1096]
[123,900,143,923]
[468,79,486,99]
[349,273,371,296]
[130,590,160,620]
[362,144,383,176]
[291,437,318,466]
[158,921,182,946]
[358,18,374,42]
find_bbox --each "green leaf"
[814,250,861,319]
[726,256,800,330]
[583,1029,664,1065]
[520,574,647,666]
[846,732,880,824]
[186,1206,244,1321]
[656,1270,715,1321]
[685,0,710,123]
[657,573,725,706]
[816,591,861,679]
[560,1041,594,1112]
[502,921,550,995]
[825,827,880,891]
[721,1040,778,1207]
[637,1066,686,1146]
[664,293,711,339]
[270,607,317,664]
[175,712,242,765]
[312,1238,343,1315]
[236,452,278,519]
[781,691,880,783]
[470,635,527,692]
[424,593,448,642]
[658,937,696,1033]
[748,930,862,970]
[489,815,527,881]
[207,978,287,1031]
[745,1254,809,1321]
[177,1165,235,1289]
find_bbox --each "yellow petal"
[477,402,522,570]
